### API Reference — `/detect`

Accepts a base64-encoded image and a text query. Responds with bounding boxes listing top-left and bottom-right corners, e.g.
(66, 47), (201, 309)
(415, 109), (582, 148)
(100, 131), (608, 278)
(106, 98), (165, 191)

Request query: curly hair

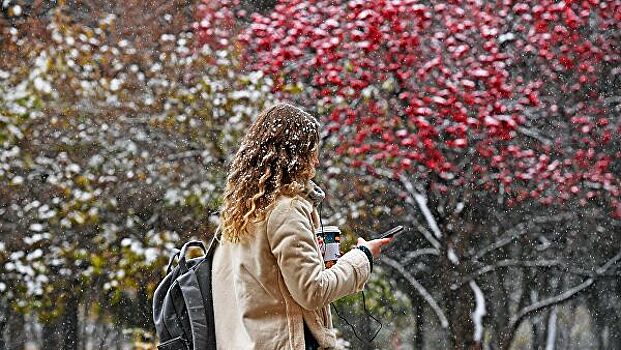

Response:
(220, 103), (320, 243)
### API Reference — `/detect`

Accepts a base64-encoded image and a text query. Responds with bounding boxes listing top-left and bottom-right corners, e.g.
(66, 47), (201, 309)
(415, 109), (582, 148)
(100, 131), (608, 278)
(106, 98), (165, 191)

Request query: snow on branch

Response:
(382, 257), (449, 329)
(336, 167), (444, 251)
(399, 213), (441, 251)
(396, 174), (443, 239)
(412, 222), (442, 250)
(469, 280), (486, 342)
(412, 192), (443, 240)
(508, 249), (621, 332)
(402, 248), (440, 264)
(372, 169), (443, 250)
(373, 169), (444, 240)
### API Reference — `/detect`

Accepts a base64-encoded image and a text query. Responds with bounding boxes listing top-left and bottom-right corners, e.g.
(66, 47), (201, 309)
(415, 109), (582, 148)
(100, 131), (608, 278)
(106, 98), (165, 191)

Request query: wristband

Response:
(356, 245), (373, 273)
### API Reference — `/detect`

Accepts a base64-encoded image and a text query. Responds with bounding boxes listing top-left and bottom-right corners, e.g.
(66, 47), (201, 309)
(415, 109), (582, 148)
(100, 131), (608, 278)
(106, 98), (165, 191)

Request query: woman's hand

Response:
(356, 237), (392, 258)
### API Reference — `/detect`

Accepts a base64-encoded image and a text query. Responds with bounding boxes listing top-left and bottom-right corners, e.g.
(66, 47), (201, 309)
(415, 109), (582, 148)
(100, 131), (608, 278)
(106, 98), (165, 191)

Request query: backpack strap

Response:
(205, 232), (220, 260)
(203, 233), (219, 349)
(166, 249), (181, 274)
(153, 272), (177, 341)
(160, 280), (188, 341)
(178, 240), (207, 272)
(177, 268), (209, 349)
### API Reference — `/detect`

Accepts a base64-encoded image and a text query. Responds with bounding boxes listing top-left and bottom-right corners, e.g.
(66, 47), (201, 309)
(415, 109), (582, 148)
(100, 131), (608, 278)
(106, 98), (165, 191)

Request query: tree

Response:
(235, 0), (621, 348)
(1, 3), (276, 347)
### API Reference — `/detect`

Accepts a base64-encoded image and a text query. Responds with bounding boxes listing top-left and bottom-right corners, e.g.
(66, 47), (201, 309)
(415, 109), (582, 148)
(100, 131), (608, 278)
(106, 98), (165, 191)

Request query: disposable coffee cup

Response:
(315, 226), (341, 268)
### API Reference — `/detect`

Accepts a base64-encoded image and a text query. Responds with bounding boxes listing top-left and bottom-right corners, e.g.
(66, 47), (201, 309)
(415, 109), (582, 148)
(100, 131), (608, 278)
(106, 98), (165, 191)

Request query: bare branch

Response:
(409, 220), (442, 251)
(342, 167), (443, 250)
(373, 169), (444, 240)
(473, 212), (578, 260)
(382, 257), (449, 328)
(596, 250), (621, 274)
(119, 116), (151, 124)
(451, 259), (560, 290)
(507, 249), (621, 333)
(508, 278), (593, 333)
(516, 126), (552, 145)
(473, 223), (528, 260)
(453, 256), (620, 290)
(531, 212), (580, 224)
(402, 248), (440, 264)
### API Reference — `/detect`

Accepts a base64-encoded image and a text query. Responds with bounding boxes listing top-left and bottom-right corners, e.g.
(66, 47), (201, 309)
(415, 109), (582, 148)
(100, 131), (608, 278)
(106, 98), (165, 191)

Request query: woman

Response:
(212, 103), (391, 349)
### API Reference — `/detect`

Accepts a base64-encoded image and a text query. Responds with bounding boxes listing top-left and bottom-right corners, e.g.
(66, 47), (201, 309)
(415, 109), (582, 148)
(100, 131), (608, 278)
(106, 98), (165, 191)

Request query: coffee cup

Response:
(315, 226), (341, 268)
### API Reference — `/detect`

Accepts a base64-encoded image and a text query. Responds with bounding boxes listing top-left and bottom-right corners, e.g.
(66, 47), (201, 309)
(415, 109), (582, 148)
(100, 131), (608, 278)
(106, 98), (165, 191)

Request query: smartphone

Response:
(377, 225), (404, 239)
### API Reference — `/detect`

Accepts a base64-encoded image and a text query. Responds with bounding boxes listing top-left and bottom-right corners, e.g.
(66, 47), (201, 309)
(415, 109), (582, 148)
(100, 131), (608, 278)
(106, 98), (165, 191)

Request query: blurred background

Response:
(1, 0), (620, 349)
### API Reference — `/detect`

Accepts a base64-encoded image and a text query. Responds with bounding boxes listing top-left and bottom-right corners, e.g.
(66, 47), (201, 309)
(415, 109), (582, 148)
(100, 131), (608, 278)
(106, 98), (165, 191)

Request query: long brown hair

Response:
(220, 103), (320, 243)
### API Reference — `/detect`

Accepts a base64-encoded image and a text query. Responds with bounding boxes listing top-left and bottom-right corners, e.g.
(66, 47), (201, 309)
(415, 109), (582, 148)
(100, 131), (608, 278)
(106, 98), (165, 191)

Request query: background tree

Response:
(1, 2), (275, 347)
(237, 0), (621, 348)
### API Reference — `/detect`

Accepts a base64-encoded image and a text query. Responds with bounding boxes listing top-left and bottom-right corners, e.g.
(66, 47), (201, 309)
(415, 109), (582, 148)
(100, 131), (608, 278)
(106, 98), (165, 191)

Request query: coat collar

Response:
(303, 180), (325, 208)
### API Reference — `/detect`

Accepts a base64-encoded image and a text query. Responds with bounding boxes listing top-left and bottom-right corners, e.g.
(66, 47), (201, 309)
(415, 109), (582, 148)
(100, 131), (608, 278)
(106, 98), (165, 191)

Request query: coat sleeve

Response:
(266, 197), (371, 310)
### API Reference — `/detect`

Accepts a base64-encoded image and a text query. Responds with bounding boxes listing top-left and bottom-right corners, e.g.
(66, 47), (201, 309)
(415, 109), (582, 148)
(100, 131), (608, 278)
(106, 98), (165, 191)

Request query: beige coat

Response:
(212, 192), (371, 349)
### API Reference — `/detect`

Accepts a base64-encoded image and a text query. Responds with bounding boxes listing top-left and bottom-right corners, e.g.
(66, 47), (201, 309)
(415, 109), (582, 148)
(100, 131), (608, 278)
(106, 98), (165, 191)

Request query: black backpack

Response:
(152, 236), (219, 350)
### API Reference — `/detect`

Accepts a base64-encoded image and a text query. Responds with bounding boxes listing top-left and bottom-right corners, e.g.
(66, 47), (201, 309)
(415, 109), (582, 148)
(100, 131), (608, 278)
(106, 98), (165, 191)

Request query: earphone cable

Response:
(318, 202), (383, 344)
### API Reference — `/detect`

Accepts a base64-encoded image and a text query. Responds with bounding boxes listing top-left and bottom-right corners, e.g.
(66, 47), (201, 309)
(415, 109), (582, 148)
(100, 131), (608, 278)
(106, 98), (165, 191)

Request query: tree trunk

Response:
(413, 300), (424, 350)
(116, 326), (123, 350)
(531, 311), (548, 350)
(0, 299), (7, 350)
(488, 266), (518, 350)
(61, 293), (79, 350)
(441, 239), (481, 350)
(449, 284), (481, 350)
(606, 308), (621, 350)
(42, 318), (61, 349)
(592, 279), (621, 350)
(6, 312), (25, 350)
(137, 284), (152, 330)
(544, 307), (558, 350)
(556, 303), (576, 350)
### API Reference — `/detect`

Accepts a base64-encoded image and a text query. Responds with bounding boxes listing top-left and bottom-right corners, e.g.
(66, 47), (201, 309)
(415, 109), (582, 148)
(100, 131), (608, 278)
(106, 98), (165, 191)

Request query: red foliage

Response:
(198, 0), (621, 213)
(194, 0), (245, 50)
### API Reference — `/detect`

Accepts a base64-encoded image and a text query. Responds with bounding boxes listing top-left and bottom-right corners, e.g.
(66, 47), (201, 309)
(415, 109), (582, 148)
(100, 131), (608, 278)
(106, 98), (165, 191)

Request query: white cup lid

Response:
(316, 225), (340, 234)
